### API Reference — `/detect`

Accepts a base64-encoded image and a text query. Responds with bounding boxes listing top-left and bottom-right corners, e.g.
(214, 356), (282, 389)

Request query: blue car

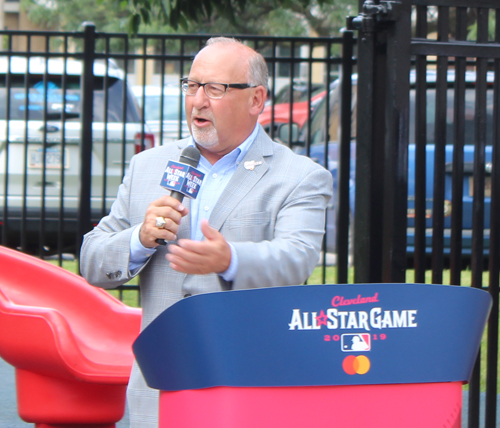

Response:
(283, 70), (494, 257)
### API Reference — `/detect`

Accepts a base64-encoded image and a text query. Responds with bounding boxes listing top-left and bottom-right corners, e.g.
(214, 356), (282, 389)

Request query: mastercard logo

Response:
(342, 355), (371, 375)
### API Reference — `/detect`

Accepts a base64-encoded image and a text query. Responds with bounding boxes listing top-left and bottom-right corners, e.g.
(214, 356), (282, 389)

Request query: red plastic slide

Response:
(0, 246), (141, 428)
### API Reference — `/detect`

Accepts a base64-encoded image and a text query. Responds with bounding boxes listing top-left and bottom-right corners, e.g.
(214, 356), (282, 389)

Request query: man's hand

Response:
(139, 196), (189, 248)
(166, 219), (231, 274)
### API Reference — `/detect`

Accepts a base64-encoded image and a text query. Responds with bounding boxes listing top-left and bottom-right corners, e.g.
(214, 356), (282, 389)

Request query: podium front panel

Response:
(159, 382), (462, 428)
(134, 283), (491, 391)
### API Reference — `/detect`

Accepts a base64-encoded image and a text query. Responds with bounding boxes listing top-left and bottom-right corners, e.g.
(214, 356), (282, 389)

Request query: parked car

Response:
(0, 56), (153, 253)
(280, 76), (356, 254)
(132, 85), (189, 146)
(259, 80), (326, 135)
(282, 70), (494, 258)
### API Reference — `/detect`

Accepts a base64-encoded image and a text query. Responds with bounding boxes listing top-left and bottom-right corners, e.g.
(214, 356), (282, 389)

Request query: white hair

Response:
(201, 37), (269, 91)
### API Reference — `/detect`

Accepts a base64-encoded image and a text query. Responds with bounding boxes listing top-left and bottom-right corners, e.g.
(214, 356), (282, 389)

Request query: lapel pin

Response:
(244, 160), (263, 171)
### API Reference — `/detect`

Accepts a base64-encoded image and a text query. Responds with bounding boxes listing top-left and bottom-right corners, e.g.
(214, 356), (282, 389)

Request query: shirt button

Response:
(212, 173), (218, 178)
(204, 205), (210, 211)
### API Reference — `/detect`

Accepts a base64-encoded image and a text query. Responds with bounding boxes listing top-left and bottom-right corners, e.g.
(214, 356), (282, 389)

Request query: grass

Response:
(308, 264), (491, 286)
(48, 259), (497, 393)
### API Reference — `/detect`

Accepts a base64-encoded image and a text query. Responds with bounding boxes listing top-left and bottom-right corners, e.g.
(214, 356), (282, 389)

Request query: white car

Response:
(132, 85), (189, 146)
(0, 56), (153, 253)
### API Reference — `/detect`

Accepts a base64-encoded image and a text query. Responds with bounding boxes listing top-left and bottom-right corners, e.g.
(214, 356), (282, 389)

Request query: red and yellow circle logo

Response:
(342, 355), (371, 375)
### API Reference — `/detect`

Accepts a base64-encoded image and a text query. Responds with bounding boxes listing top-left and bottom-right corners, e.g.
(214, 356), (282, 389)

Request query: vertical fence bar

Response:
(449, 7), (468, 286)
(100, 37), (110, 220)
(120, 34), (129, 181)
(336, 30), (354, 284)
(413, 5), (428, 283)
(286, 41), (296, 148)
(20, 36), (31, 253)
(2, 35), (12, 248)
(179, 38), (186, 141)
(469, 8), (490, 428)
(140, 37), (148, 152)
(322, 41), (333, 285)
(57, 36), (69, 264)
(159, 38), (166, 146)
(77, 23), (96, 259)
(430, 6), (449, 285)
(269, 40), (277, 141)
(39, 35), (50, 258)
(485, 11), (500, 428)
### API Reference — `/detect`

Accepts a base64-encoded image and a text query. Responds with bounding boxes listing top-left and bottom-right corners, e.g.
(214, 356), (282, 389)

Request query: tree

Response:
(22, 0), (358, 37)
(21, 0), (130, 32)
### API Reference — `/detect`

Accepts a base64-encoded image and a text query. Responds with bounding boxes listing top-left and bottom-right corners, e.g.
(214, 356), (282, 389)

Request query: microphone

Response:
(169, 146), (201, 202)
(156, 146), (204, 245)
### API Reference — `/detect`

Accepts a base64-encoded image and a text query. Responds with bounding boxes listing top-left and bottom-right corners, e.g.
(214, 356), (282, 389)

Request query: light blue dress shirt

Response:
(129, 124), (259, 281)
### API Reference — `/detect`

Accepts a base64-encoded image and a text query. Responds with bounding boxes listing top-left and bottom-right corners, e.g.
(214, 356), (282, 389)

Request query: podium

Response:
(133, 283), (491, 428)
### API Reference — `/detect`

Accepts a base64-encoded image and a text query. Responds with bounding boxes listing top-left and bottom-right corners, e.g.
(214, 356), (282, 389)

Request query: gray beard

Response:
(191, 123), (219, 149)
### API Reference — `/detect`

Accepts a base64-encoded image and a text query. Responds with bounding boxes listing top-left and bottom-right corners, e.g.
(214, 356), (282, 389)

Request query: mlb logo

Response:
(341, 333), (371, 352)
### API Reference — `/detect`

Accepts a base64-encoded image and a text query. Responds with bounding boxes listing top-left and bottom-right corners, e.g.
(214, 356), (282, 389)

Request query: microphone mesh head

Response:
(179, 146), (201, 168)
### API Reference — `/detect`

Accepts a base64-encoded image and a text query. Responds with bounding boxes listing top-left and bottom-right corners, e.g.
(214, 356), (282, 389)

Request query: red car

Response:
(259, 83), (326, 135)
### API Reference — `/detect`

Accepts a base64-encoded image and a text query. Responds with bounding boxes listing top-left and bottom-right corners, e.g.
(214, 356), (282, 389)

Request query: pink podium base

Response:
(160, 382), (462, 428)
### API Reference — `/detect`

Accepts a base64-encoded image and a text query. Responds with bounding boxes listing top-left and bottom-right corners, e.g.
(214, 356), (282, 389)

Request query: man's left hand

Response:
(165, 219), (231, 275)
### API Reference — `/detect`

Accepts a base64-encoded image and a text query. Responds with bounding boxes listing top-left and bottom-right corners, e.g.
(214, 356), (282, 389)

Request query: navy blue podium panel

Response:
(133, 283), (491, 391)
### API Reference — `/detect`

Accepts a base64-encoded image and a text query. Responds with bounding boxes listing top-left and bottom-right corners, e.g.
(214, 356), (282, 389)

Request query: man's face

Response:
(185, 44), (258, 161)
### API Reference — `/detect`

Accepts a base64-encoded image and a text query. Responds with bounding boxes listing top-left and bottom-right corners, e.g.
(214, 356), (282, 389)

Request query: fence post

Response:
(336, 30), (354, 284)
(348, 1), (385, 283)
(77, 22), (96, 259)
(380, 0), (411, 282)
(348, 0), (411, 283)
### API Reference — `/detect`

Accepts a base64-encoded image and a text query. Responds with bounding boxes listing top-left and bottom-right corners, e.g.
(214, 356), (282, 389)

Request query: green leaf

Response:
(162, 0), (171, 16)
(126, 12), (142, 34)
(140, 7), (151, 24)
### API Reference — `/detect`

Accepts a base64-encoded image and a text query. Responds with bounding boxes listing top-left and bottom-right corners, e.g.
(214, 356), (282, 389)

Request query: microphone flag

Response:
(160, 160), (205, 199)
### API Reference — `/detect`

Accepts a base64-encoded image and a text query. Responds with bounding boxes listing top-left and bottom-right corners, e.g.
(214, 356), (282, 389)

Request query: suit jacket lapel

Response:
(209, 129), (272, 231)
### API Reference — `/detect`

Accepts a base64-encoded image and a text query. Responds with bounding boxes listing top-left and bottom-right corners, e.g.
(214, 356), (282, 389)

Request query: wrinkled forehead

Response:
(189, 44), (251, 83)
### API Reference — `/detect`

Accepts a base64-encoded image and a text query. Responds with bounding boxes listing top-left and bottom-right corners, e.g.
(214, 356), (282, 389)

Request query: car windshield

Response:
(0, 76), (140, 123)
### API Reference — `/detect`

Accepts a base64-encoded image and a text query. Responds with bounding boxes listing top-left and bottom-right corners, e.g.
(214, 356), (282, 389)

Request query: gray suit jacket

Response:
(80, 126), (333, 427)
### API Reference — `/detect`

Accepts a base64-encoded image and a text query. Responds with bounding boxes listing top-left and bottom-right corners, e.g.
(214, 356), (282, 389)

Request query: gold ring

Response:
(155, 216), (167, 229)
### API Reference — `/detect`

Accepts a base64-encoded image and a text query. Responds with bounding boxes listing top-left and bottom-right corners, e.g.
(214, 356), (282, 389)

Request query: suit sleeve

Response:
(80, 156), (140, 289)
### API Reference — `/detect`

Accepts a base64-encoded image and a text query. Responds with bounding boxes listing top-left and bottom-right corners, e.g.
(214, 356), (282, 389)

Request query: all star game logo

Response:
(287, 292), (418, 332)
(287, 292), (419, 376)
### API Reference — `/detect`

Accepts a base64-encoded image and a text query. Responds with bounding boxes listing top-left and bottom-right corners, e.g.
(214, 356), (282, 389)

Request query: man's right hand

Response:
(139, 196), (189, 248)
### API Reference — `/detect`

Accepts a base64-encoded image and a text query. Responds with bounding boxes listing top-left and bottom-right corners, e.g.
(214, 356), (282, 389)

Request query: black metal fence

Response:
(411, 5), (500, 427)
(0, 26), (359, 316)
(2, 14), (500, 425)
(0, 26), (355, 276)
(350, 0), (500, 426)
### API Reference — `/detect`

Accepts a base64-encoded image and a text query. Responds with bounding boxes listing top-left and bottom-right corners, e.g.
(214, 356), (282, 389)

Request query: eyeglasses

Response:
(180, 78), (256, 99)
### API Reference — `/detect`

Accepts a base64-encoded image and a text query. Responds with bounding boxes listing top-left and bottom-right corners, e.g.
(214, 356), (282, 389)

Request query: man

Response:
(80, 37), (333, 427)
